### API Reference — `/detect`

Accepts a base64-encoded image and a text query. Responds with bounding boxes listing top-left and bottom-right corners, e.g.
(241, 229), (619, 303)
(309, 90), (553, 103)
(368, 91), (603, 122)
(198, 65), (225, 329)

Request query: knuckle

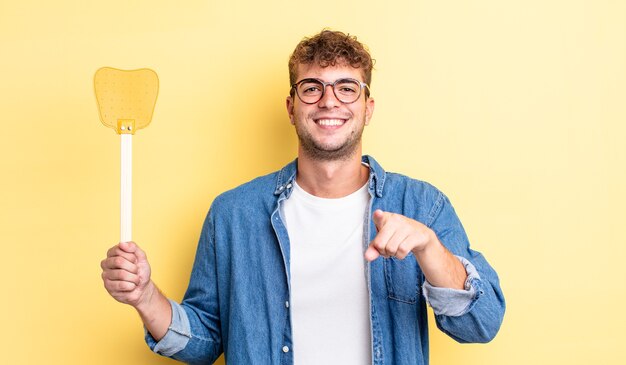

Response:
(107, 246), (118, 257)
(103, 279), (115, 293)
(120, 252), (134, 263)
(113, 257), (126, 268)
(112, 270), (124, 281)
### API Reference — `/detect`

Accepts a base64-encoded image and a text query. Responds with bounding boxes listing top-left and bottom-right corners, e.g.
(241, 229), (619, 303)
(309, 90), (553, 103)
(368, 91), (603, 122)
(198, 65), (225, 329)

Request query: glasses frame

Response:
(291, 77), (370, 105)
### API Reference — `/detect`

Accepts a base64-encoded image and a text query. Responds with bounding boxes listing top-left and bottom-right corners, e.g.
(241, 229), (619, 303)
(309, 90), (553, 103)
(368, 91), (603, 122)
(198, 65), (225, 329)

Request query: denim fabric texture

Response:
(145, 155), (506, 365)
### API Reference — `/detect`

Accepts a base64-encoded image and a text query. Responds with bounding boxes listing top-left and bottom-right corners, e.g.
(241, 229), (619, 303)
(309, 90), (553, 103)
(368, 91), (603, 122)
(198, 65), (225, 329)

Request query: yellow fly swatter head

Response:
(94, 67), (159, 243)
(94, 67), (159, 134)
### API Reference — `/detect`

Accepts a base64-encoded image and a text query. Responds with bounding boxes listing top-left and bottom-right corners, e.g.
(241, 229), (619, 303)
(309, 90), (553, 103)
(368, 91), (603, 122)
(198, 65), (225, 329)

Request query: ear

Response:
(364, 97), (375, 126)
(286, 96), (295, 125)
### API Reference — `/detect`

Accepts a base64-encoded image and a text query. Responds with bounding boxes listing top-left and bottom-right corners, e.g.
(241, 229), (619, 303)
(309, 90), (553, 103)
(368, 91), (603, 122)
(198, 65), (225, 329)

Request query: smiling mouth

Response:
(315, 118), (347, 126)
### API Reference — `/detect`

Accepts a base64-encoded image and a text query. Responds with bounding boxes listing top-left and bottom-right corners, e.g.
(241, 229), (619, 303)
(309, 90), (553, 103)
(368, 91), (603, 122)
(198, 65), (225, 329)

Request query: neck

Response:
(296, 147), (369, 198)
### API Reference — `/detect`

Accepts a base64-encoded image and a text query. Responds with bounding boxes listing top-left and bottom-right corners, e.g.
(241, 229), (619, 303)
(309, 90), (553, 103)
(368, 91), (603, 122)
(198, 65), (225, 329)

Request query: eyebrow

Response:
(296, 78), (322, 84)
(296, 77), (360, 84)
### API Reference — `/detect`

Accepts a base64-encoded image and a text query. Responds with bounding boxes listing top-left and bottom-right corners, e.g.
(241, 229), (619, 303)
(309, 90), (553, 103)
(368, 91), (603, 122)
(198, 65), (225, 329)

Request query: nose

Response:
(317, 84), (341, 108)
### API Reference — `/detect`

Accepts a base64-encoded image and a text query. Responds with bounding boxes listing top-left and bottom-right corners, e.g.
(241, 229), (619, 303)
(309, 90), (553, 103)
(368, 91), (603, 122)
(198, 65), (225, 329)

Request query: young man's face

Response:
(286, 63), (375, 161)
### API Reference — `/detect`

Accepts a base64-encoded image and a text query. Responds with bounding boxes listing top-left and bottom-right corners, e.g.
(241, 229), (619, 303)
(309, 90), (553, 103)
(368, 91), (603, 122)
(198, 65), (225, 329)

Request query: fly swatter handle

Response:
(120, 134), (132, 242)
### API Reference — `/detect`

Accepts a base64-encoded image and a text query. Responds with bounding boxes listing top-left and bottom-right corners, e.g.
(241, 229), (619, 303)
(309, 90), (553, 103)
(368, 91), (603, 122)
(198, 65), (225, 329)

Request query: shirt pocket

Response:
(383, 254), (422, 304)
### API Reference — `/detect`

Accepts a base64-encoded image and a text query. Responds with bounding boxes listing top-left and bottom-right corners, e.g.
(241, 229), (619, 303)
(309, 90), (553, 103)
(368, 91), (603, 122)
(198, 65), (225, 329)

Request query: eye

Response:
(335, 80), (359, 94)
(303, 85), (321, 93)
(299, 82), (323, 95)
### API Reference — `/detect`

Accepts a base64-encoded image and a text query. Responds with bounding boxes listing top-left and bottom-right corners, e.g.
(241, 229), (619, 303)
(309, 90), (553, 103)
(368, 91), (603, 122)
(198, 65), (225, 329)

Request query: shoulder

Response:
(365, 155), (445, 203)
(384, 171), (446, 202)
(381, 171), (450, 227)
(210, 170), (279, 214)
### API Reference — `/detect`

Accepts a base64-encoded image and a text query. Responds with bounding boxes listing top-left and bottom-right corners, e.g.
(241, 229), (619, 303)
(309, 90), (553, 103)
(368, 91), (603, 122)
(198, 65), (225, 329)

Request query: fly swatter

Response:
(94, 67), (159, 243)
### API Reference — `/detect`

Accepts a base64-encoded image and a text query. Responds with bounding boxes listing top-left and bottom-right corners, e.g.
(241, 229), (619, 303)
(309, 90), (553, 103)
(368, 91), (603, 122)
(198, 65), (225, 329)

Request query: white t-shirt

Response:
(281, 181), (372, 365)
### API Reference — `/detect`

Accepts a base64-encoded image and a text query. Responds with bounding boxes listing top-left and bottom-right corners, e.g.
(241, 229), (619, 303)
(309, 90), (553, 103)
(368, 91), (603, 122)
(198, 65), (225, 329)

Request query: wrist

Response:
(134, 280), (158, 313)
(133, 281), (173, 341)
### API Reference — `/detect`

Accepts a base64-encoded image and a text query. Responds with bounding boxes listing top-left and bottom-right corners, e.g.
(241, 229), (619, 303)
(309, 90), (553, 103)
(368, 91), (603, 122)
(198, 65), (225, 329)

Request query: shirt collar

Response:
(274, 155), (386, 198)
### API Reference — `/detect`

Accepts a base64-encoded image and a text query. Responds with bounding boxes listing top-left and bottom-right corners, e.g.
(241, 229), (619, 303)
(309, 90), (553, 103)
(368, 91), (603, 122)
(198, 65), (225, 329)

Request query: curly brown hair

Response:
(288, 30), (374, 94)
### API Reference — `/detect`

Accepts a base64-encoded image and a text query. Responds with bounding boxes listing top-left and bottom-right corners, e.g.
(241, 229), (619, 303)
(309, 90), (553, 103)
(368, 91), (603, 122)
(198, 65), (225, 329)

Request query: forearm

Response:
(414, 234), (467, 290)
(419, 190), (505, 342)
(135, 281), (172, 341)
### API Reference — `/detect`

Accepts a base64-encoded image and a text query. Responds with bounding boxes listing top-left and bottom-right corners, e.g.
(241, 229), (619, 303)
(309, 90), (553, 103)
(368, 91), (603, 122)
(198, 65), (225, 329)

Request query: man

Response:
(101, 30), (505, 365)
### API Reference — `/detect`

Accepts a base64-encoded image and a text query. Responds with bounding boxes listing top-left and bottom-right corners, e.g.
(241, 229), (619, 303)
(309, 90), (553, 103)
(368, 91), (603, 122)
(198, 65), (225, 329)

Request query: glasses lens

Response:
(296, 79), (324, 103)
(334, 79), (361, 103)
(294, 78), (364, 104)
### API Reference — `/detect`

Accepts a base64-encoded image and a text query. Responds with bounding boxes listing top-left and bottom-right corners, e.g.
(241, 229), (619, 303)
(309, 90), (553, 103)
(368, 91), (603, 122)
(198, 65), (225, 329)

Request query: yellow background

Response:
(1, 1), (624, 364)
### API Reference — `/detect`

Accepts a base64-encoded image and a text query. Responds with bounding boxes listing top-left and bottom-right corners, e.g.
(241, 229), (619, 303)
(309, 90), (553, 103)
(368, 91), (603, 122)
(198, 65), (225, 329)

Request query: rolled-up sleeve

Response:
(145, 299), (191, 356)
(422, 256), (483, 317)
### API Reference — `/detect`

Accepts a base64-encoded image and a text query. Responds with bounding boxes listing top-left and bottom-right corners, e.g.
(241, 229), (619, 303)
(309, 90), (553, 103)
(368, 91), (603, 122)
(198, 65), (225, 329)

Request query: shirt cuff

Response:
(422, 256), (483, 317)
(144, 299), (192, 356)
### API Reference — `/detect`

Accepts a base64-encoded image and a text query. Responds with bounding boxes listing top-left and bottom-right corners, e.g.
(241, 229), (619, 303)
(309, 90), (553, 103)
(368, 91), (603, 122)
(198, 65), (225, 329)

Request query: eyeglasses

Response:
(291, 78), (370, 104)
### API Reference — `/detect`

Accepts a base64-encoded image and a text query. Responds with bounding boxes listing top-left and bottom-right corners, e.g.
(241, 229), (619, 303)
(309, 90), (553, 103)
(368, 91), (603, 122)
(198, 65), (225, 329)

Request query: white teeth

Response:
(317, 119), (344, 126)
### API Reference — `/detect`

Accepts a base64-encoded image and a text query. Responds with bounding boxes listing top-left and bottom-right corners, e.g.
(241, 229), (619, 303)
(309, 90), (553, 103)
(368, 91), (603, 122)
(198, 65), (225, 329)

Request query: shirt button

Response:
(282, 346), (290, 353)
(285, 301), (289, 308)
(286, 183), (292, 189)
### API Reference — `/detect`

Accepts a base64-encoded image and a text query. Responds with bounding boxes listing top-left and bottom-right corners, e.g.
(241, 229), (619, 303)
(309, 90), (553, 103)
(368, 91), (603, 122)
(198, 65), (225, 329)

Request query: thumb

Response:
(119, 241), (148, 262)
(132, 243), (148, 262)
(364, 244), (380, 262)
(118, 240), (137, 253)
